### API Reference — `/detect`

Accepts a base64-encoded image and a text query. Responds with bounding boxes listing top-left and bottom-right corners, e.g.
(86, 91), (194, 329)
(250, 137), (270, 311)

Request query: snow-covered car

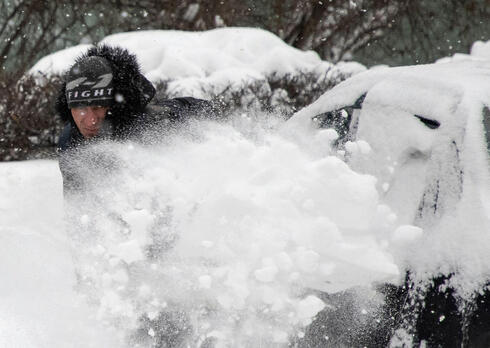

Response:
(286, 59), (490, 347)
(288, 60), (490, 230)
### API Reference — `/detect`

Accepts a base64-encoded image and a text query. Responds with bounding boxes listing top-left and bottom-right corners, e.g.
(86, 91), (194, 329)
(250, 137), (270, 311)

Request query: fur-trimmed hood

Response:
(55, 44), (155, 131)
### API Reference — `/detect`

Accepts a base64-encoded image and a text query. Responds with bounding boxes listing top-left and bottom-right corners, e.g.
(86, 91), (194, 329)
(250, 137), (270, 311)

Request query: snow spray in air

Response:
(64, 114), (401, 347)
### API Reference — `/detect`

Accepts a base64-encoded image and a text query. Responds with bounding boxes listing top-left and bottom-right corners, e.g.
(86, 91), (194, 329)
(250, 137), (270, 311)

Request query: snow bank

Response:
(30, 28), (365, 97)
(0, 161), (122, 347)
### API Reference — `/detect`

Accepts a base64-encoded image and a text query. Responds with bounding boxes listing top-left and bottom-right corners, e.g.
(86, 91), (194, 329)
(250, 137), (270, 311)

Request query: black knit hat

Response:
(65, 56), (114, 108)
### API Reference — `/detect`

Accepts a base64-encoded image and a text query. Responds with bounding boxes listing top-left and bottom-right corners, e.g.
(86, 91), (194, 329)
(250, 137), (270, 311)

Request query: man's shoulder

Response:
(58, 122), (85, 152)
(58, 123), (73, 152)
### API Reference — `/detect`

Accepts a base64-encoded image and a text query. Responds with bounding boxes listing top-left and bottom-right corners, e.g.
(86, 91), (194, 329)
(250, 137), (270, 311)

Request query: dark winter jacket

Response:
(56, 45), (215, 194)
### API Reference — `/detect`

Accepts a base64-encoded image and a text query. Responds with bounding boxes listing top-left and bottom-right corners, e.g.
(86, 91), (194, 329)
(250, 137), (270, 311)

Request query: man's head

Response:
(66, 56), (114, 138)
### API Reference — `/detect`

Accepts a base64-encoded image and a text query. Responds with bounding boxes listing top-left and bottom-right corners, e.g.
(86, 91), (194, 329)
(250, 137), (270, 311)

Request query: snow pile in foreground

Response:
(30, 28), (365, 97)
(0, 161), (122, 347)
(60, 114), (402, 346)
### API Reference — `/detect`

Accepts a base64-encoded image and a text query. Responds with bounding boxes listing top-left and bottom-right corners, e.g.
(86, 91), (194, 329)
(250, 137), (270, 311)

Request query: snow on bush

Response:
(436, 39), (490, 64)
(31, 28), (365, 94)
(30, 28), (365, 114)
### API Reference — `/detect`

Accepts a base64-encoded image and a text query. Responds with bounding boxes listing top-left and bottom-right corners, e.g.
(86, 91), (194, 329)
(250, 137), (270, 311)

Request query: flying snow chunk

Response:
(201, 240), (214, 248)
(207, 331), (227, 340)
(275, 252), (293, 271)
(295, 249), (320, 273)
(273, 330), (289, 343)
(115, 93), (125, 103)
(316, 128), (339, 143)
(391, 225), (424, 244)
(198, 275), (212, 289)
(138, 284), (151, 298)
(121, 209), (154, 243)
(254, 265), (279, 283)
(345, 140), (372, 155)
(296, 295), (325, 323)
(357, 140), (372, 154)
(80, 214), (90, 225)
(112, 269), (129, 284)
(110, 239), (145, 264)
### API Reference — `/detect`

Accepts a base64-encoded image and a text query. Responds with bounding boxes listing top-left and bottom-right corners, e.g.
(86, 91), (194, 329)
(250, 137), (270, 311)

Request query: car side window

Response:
(311, 93), (366, 146)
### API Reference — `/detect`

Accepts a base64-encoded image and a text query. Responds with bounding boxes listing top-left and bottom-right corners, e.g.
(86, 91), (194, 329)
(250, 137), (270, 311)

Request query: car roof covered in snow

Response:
(290, 59), (490, 125)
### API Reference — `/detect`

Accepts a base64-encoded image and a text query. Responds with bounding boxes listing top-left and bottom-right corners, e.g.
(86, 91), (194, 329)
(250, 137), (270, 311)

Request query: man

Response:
(56, 44), (214, 194)
(56, 45), (215, 347)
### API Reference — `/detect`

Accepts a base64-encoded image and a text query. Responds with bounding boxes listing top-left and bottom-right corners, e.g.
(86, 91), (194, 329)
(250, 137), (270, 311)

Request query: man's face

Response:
(71, 106), (109, 138)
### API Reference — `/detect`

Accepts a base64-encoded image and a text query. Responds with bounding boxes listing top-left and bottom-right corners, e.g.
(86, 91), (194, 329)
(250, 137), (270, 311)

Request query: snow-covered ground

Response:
(0, 161), (122, 347)
(2, 28), (489, 346)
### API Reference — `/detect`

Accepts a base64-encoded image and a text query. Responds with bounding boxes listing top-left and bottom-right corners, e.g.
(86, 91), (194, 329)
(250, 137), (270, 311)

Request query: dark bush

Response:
(0, 74), (63, 161)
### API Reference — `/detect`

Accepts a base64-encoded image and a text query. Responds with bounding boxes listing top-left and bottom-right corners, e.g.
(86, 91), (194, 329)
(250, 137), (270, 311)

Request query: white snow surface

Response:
(30, 28), (365, 97)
